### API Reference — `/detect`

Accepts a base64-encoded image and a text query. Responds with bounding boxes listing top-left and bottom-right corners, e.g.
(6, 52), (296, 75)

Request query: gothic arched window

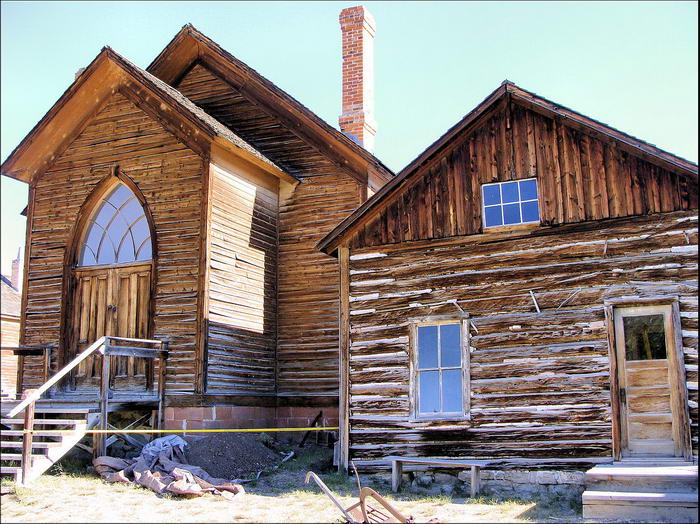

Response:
(78, 183), (152, 267)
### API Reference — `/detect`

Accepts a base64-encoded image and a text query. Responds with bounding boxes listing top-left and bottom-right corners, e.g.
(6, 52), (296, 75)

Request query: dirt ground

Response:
(1, 445), (584, 523)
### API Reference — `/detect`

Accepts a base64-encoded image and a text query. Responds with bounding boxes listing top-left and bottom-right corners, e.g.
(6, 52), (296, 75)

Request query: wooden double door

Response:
(612, 303), (692, 461)
(68, 263), (152, 390)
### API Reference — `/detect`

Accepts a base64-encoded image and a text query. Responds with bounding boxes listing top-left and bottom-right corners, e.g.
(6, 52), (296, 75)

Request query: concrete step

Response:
(585, 464), (698, 493)
(582, 490), (699, 522)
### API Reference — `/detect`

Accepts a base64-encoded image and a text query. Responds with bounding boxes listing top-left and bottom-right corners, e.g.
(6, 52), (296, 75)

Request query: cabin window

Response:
(78, 183), (152, 267)
(412, 319), (469, 419)
(482, 178), (539, 228)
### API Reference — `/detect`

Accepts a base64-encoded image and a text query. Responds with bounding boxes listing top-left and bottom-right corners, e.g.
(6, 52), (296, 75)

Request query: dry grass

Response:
(1, 451), (583, 523)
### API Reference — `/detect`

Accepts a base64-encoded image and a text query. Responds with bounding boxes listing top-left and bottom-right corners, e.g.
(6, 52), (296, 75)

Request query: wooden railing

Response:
(0, 345), (55, 398)
(5, 336), (168, 484)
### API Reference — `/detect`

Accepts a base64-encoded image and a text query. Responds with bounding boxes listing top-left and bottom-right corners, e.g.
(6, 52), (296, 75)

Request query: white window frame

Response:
(409, 315), (470, 421)
(481, 178), (540, 229)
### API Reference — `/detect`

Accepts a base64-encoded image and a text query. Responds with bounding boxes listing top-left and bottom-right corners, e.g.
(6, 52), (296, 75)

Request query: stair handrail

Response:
(6, 336), (108, 418)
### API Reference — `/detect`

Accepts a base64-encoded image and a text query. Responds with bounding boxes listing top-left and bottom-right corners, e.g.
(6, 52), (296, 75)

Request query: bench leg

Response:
(470, 466), (480, 498)
(391, 461), (403, 493)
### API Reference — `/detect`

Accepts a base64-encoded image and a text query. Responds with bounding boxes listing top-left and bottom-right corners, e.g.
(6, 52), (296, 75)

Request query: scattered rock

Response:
(433, 472), (456, 484)
(440, 483), (455, 496)
(416, 474), (433, 488)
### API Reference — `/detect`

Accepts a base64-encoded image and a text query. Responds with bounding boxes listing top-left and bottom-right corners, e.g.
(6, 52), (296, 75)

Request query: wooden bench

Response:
(385, 456), (490, 497)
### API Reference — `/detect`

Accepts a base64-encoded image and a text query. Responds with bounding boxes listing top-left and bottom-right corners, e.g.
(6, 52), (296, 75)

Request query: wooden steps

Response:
(583, 463), (698, 522)
(0, 402), (91, 486)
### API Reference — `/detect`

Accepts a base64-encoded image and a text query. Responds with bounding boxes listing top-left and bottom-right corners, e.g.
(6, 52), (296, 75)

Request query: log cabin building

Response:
(1, 15), (392, 431)
(319, 80), (699, 477)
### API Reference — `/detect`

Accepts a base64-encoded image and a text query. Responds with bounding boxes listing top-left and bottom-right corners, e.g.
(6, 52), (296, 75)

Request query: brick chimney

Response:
(10, 248), (21, 290)
(339, 5), (377, 153)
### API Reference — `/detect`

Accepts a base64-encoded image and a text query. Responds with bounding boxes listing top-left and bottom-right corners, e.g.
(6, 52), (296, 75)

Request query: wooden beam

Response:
(338, 246), (351, 472)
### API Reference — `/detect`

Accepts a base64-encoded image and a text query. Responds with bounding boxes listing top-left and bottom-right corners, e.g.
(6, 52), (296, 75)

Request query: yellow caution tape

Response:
(14, 426), (339, 435)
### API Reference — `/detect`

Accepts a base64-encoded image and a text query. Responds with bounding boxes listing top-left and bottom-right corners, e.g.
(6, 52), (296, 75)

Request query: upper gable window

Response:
(78, 183), (152, 267)
(482, 178), (539, 228)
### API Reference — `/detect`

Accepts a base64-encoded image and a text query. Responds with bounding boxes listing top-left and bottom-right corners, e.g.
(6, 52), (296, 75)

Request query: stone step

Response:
(0, 466), (21, 480)
(583, 490), (699, 523)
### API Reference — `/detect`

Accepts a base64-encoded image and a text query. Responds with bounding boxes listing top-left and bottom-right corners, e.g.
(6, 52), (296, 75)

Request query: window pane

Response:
(503, 203), (521, 225)
(136, 239), (152, 261)
(418, 325), (438, 368)
(521, 200), (540, 223)
(96, 240), (116, 265)
(440, 324), (461, 368)
(501, 181), (519, 203)
(483, 184), (501, 206)
(442, 369), (463, 412)
(484, 206), (503, 227)
(117, 233), (136, 263)
(120, 198), (143, 225)
(80, 246), (97, 266)
(130, 217), (150, 247)
(519, 179), (538, 200)
(107, 184), (131, 209)
(94, 202), (117, 227)
(84, 222), (104, 254)
(419, 371), (439, 414)
(623, 314), (667, 360)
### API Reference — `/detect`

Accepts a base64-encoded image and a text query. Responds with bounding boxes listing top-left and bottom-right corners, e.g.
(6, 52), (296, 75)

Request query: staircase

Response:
(582, 462), (698, 522)
(1, 401), (93, 485)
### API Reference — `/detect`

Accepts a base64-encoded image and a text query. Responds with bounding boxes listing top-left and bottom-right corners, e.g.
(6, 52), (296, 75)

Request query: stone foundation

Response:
(163, 405), (339, 441)
(363, 469), (586, 503)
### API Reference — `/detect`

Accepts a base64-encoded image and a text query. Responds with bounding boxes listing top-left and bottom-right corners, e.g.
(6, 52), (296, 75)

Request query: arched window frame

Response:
(69, 170), (157, 269)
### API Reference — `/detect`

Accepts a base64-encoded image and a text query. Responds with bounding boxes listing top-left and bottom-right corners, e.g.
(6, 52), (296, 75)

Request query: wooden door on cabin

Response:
(613, 305), (689, 459)
(68, 181), (153, 391)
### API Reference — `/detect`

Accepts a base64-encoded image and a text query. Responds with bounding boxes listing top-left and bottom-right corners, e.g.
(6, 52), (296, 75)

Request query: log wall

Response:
(352, 101), (698, 249)
(205, 157), (279, 394)
(21, 92), (204, 393)
(346, 211), (698, 469)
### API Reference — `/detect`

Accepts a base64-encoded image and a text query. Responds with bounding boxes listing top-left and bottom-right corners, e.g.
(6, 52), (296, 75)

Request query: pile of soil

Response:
(184, 433), (283, 481)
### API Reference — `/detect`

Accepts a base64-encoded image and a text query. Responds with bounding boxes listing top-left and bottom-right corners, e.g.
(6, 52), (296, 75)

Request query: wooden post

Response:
(337, 247), (351, 473)
(470, 466), (480, 498)
(21, 389), (37, 487)
(157, 341), (168, 430)
(391, 460), (402, 492)
(15, 354), (25, 399)
(95, 344), (110, 458)
(43, 348), (52, 399)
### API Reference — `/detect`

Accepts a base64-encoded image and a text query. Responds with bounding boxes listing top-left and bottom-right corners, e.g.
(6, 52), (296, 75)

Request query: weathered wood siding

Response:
(346, 211), (698, 469)
(277, 174), (364, 396)
(1, 316), (20, 394)
(21, 93), (204, 392)
(352, 101), (698, 248)
(205, 160), (279, 394)
(176, 63), (367, 398)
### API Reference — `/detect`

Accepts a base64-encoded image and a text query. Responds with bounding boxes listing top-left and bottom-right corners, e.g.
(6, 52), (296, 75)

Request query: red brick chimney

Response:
(339, 5), (377, 153)
(10, 249), (21, 290)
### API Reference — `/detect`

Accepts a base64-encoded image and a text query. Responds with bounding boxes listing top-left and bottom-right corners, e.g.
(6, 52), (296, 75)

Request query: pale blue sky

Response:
(1, 1), (698, 274)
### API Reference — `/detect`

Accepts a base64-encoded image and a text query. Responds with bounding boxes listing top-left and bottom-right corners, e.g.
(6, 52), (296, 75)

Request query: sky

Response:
(1, 1), (698, 276)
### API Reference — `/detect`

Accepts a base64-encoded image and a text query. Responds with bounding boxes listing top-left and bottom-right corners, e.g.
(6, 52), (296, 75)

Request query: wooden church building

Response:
(1, 12), (392, 430)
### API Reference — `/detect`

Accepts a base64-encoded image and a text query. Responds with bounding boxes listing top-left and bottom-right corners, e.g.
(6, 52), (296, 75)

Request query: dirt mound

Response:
(184, 433), (283, 481)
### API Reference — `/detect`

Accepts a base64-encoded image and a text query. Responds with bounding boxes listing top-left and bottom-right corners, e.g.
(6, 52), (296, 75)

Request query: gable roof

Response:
(147, 24), (394, 187)
(318, 81), (699, 255)
(0, 275), (20, 318)
(1, 46), (293, 184)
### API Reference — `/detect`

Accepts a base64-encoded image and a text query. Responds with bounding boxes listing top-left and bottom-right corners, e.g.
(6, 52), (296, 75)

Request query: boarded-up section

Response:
(350, 101), (698, 249)
(205, 159), (279, 394)
(21, 92), (204, 393)
(345, 211), (698, 469)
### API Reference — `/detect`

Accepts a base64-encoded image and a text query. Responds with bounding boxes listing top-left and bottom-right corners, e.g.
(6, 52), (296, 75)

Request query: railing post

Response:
(94, 341), (110, 458)
(157, 341), (168, 431)
(43, 347), (52, 399)
(21, 389), (37, 487)
(15, 353), (25, 400)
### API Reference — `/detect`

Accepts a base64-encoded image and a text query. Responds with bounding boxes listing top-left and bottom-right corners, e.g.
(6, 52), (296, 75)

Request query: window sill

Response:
(410, 414), (470, 423)
(482, 222), (541, 234)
